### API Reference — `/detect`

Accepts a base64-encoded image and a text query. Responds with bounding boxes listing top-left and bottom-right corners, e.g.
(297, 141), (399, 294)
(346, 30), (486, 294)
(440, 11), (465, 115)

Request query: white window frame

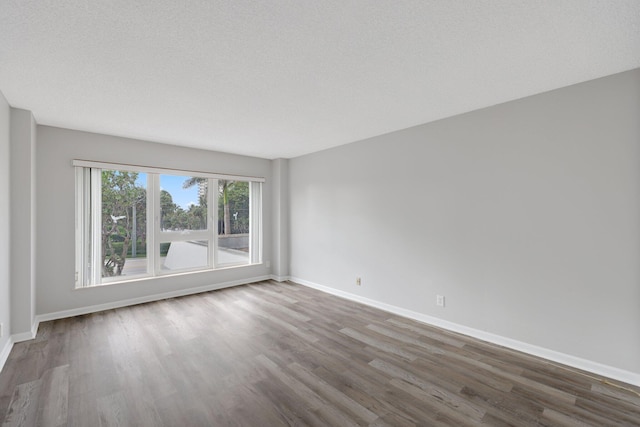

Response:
(74, 160), (264, 288)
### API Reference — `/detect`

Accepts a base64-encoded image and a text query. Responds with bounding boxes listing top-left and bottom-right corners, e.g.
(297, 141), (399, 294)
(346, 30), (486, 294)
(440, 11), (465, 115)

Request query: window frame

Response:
(74, 160), (264, 288)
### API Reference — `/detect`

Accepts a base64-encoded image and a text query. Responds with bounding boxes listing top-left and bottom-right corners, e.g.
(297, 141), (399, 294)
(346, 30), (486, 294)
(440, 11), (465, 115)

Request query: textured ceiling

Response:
(1, 1), (639, 159)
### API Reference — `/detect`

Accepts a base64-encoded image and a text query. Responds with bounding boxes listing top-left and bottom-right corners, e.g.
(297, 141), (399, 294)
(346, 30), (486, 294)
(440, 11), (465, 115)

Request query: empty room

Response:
(1, 1), (639, 425)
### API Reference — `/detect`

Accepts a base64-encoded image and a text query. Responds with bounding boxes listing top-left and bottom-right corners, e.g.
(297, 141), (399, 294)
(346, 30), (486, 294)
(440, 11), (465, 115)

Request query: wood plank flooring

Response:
(1, 280), (639, 426)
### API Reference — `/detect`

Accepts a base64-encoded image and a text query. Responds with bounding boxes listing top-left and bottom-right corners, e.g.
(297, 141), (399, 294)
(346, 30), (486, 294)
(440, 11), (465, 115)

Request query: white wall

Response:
(0, 91), (11, 365)
(9, 108), (37, 339)
(36, 126), (272, 316)
(289, 68), (640, 377)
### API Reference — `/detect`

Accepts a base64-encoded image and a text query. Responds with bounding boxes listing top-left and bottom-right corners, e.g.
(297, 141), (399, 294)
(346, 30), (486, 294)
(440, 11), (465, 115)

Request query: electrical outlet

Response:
(356, 277), (362, 286)
(436, 295), (445, 307)
(0, 322), (3, 338)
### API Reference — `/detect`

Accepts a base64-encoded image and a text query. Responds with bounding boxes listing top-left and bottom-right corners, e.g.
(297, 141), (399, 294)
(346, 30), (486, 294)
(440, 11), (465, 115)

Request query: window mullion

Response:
(157, 231), (211, 242)
(146, 173), (157, 276)
(152, 173), (161, 276)
(212, 179), (219, 269)
(250, 181), (262, 264)
(208, 178), (215, 269)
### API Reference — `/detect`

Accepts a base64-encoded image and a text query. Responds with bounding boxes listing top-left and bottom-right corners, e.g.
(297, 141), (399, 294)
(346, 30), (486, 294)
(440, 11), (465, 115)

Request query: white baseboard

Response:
(0, 337), (14, 373)
(11, 319), (39, 343)
(290, 276), (640, 387)
(36, 275), (271, 324)
(269, 274), (290, 282)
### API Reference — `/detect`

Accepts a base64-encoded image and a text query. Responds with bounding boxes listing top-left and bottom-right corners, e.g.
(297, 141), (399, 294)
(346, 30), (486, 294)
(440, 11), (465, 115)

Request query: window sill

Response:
(74, 262), (263, 290)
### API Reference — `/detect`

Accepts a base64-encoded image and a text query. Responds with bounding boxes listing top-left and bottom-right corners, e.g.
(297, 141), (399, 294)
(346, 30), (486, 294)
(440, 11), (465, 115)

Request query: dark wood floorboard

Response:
(1, 280), (639, 426)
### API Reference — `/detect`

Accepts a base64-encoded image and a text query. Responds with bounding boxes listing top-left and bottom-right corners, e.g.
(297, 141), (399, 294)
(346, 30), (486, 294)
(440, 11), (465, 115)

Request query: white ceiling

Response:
(1, 1), (639, 159)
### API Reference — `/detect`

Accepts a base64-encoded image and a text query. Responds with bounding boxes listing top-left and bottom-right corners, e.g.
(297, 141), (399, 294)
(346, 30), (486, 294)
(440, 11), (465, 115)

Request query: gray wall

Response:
(36, 126), (272, 315)
(289, 68), (640, 374)
(271, 158), (290, 280)
(0, 92), (10, 357)
(10, 108), (37, 338)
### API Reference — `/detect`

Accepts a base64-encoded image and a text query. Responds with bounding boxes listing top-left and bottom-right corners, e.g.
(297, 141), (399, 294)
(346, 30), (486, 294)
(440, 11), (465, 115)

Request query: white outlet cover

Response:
(436, 295), (445, 307)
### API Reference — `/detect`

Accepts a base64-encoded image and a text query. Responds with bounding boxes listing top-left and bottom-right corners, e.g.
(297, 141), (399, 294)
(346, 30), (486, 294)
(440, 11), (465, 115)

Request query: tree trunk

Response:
(116, 235), (130, 276)
(224, 203), (231, 235)
(101, 235), (109, 277)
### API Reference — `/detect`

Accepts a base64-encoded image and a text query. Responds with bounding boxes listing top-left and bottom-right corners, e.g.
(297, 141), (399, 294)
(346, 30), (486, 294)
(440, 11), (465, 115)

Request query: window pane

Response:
(217, 180), (250, 265)
(101, 170), (148, 279)
(161, 241), (209, 271)
(160, 175), (208, 231)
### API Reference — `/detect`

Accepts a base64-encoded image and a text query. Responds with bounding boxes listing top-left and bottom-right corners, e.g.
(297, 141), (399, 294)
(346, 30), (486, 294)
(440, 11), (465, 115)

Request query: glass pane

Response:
(160, 175), (208, 231)
(101, 170), (148, 279)
(216, 180), (250, 265)
(161, 241), (209, 271)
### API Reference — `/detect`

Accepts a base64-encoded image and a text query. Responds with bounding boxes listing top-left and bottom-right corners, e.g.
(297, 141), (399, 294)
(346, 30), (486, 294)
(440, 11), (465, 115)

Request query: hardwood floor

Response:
(1, 280), (639, 426)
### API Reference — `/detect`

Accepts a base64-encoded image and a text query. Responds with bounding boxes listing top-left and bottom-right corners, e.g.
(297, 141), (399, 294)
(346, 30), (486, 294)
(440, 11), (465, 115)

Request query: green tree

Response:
(160, 189), (177, 230)
(101, 170), (143, 276)
(131, 186), (147, 256)
(183, 177), (235, 235)
(220, 180), (232, 235)
(224, 181), (249, 233)
(187, 203), (206, 229)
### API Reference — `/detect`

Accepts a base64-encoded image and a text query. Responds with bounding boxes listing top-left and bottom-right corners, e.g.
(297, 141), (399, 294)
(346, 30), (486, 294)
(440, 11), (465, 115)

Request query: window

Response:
(74, 161), (263, 287)
(216, 180), (250, 266)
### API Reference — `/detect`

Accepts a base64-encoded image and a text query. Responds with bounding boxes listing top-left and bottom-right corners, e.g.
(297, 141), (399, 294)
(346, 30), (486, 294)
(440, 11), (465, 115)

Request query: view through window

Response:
(101, 170), (148, 280)
(75, 162), (263, 287)
(216, 180), (250, 266)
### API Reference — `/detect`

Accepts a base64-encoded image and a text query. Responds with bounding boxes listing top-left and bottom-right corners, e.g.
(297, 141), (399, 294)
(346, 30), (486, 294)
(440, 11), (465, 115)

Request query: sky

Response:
(135, 173), (199, 209)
